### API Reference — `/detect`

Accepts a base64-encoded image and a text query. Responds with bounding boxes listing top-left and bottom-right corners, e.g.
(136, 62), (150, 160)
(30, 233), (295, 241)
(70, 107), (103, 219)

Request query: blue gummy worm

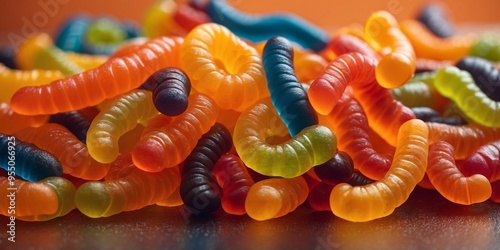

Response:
(0, 134), (63, 182)
(54, 14), (91, 53)
(262, 36), (318, 137)
(206, 0), (330, 52)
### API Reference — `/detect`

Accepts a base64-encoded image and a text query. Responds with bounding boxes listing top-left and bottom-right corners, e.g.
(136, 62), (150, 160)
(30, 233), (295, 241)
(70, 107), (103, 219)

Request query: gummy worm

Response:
(262, 36), (318, 137)
(87, 89), (159, 164)
(330, 119), (429, 222)
(233, 98), (336, 178)
(10, 36), (183, 115)
(206, 0), (330, 52)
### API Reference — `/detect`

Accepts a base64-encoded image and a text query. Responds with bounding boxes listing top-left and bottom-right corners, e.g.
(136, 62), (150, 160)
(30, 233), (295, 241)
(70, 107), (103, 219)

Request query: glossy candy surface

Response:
(144, 67), (191, 116)
(434, 66), (500, 127)
(87, 89), (159, 164)
(455, 56), (500, 102)
(330, 119), (429, 222)
(245, 176), (309, 221)
(132, 93), (219, 172)
(49, 111), (91, 143)
(213, 154), (254, 215)
(262, 36), (318, 136)
(10, 36), (183, 115)
(426, 141), (491, 205)
(206, 0), (330, 52)
(233, 98), (336, 178)
(180, 23), (268, 111)
(0, 134), (63, 182)
(16, 123), (110, 180)
(364, 11), (416, 88)
(0, 177), (58, 217)
(180, 123), (233, 216)
(75, 166), (180, 218)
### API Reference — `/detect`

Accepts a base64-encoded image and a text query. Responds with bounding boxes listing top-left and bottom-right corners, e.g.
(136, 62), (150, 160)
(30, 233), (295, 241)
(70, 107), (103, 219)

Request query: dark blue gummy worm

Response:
(262, 36), (318, 137)
(48, 111), (91, 143)
(456, 56), (500, 102)
(314, 151), (354, 186)
(144, 67), (191, 116)
(417, 3), (455, 38)
(0, 134), (63, 182)
(180, 123), (233, 217)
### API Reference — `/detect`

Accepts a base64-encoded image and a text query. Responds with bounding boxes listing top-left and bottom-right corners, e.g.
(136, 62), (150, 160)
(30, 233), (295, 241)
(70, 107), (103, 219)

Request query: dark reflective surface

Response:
(1, 187), (499, 250)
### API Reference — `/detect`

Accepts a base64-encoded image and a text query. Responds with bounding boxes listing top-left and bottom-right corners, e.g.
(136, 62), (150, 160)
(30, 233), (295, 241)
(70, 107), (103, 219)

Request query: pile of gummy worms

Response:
(1, 0), (500, 223)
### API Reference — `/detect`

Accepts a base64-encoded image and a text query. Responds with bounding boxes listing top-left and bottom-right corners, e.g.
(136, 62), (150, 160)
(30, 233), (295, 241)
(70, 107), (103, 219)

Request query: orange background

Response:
(0, 0), (499, 45)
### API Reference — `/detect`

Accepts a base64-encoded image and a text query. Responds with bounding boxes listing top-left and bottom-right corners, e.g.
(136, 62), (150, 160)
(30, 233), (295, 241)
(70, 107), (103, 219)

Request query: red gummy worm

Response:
(326, 34), (381, 62)
(308, 52), (376, 116)
(427, 141), (491, 205)
(213, 154), (255, 215)
(322, 92), (392, 180)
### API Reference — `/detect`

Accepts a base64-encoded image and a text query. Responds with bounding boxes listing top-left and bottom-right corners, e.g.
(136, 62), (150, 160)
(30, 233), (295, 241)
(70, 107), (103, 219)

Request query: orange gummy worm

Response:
(0, 102), (48, 134)
(245, 176), (309, 221)
(427, 122), (500, 159)
(330, 119), (428, 222)
(132, 93), (219, 172)
(75, 166), (180, 218)
(181, 23), (268, 111)
(427, 141), (491, 205)
(309, 52), (415, 146)
(400, 19), (474, 61)
(0, 63), (63, 103)
(308, 53), (376, 115)
(15, 123), (110, 180)
(10, 36), (183, 115)
(364, 11), (416, 88)
(0, 177), (58, 217)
